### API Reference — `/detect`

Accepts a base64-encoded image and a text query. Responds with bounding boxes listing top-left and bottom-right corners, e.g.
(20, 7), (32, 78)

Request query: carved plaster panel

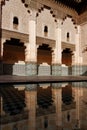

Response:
(36, 36), (56, 48)
(2, 29), (29, 43)
(62, 42), (75, 51)
(78, 11), (87, 25)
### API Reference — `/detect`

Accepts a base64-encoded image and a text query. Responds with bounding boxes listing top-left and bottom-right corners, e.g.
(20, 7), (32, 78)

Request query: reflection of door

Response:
(62, 48), (72, 66)
(62, 84), (73, 105)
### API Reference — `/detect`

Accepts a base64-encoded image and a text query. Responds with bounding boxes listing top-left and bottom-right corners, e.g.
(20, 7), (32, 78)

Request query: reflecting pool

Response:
(0, 82), (87, 130)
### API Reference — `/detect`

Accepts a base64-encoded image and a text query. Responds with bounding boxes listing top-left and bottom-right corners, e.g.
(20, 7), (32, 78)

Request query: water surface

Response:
(0, 82), (87, 130)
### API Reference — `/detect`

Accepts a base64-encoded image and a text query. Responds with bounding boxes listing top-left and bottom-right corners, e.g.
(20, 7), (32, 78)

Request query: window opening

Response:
(13, 17), (19, 30)
(67, 32), (70, 42)
(44, 25), (48, 37)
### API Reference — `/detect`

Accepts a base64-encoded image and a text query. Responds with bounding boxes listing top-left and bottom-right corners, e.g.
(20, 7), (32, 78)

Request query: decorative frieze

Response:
(20, 0), (78, 24)
(38, 0), (77, 18)
(62, 42), (75, 51)
(36, 36), (55, 48)
(2, 29), (29, 43)
(78, 11), (87, 25)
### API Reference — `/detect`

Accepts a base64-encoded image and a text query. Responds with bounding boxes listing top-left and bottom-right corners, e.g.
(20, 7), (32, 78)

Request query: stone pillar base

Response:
(3, 63), (25, 76)
(25, 62), (37, 76)
(72, 65), (82, 76)
(25, 84), (37, 91)
(61, 66), (68, 76)
(52, 64), (61, 76)
(81, 65), (87, 76)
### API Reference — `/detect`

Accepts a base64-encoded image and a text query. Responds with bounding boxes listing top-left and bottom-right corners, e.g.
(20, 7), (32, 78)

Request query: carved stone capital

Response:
(56, 19), (62, 29)
(29, 10), (37, 21)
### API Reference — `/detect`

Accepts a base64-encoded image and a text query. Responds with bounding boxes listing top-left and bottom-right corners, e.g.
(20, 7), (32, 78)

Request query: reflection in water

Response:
(0, 82), (87, 130)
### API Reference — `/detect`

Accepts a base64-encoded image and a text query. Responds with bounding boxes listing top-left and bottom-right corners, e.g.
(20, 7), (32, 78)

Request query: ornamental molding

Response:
(36, 36), (56, 48)
(78, 11), (87, 25)
(2, 29), (29, 43)
(62, 42), (75, 51)
(1, 0), (78, 24)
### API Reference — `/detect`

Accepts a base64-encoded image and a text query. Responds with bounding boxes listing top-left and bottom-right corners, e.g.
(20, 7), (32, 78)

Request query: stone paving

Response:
(0, 75), (87, 84)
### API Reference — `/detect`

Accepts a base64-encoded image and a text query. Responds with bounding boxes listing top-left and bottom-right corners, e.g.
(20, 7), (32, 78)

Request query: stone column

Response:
(0, 0), (2, 61)
(72, 26), (82, 75)
(73, 82), (83, 129)
(0, 37), (5, 74)
(25, 10), (37, 76)
(0, 0), (3, 74)
(52, 19), (62, 76)
(0, 96), (5, 116)
(25, 84), (37, 130)
(52, 83), (62, 130)
(1, 38), (5, 58)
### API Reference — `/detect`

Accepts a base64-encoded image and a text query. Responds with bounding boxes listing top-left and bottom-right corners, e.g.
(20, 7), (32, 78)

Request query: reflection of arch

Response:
(62, 48), (72, 66)
(37, 44), (52, 65)
(37, 85), (53, 109)
(62, 84), (73, 105)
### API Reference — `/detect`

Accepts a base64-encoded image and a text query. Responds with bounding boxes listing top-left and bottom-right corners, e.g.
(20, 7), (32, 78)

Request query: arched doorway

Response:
(3, 38), (25, 75)
(37, 44), (52, 65)
(62, 48), (73, 75)
(62, 48), (72, 66)
(37, 44), (52, 75)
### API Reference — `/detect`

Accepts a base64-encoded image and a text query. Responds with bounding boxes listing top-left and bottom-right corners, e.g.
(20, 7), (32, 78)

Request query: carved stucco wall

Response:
(36, 8), (56, 40)
(81, 23), (87, 65)
(61, 17), (76, 44)
(2, 0), (76, 46)
(2, 0), (29, 34)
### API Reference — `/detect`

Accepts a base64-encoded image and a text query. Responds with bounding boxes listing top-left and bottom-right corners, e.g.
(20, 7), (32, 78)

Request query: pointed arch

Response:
(36, 5), (57, 23)
(62, 15), (77, 29)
